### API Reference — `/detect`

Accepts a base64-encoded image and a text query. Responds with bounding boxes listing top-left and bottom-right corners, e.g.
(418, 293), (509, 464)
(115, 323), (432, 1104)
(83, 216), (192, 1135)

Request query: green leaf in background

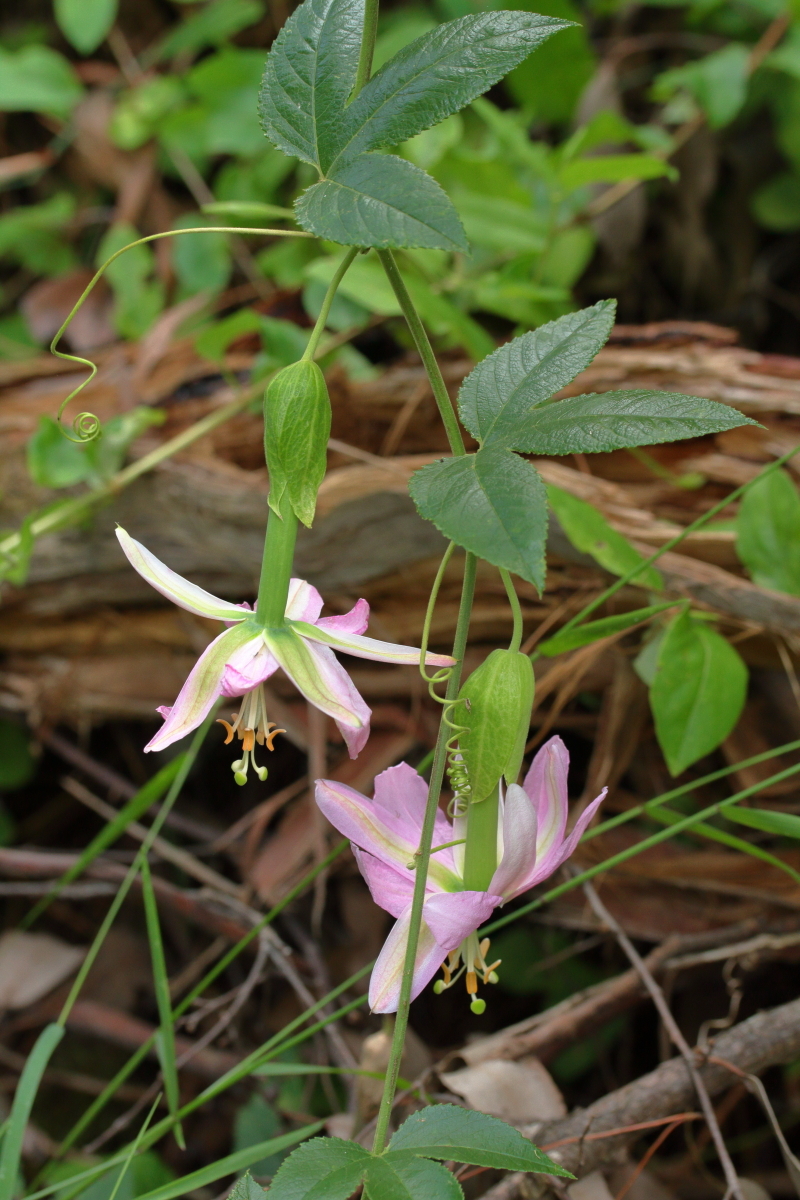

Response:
(504, 0), (595, 124)
(557, 154), (676, 189)
(110, 77), (186, 151)
(649, 610), (748, 775)
(0, 46), (83, 116)
(724, 805), (800, 839)
(267, 1137), (370, 1200)
(547, 485), (663, 589)
(0, 718), (35, 791)
(233, 1097), (285, 1177)
(97, 222), (165, 341)
(0, 194), (76, 277)
(511, 390), (758, 455)
(258, 0), (365, 168)
(54, 0), (118, 54)
(156, 0), (265, 60)
(409, 447), (549, 589)
(388, 1104), (573, 1175)
(306, 253), (493, 359)
(335, 11), (571, 168)
(44, 1149), (174, 1200)
(295, 153), (468, 252)
(172, 216), (232, 299)
(751, 171), (800, 231)
(458, 301), (616, 444)
(27, 416), (90, 490)
(736, 467), (800, 595)
(652, 43), (750, 130)
(538, 602), (681, 656)
(27, 409), (164, 491)
(364, 1153), (463, 1200)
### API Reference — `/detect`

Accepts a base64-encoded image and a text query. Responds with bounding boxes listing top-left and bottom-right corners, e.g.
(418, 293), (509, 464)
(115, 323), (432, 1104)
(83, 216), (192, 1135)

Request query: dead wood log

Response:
(478, 995), (800, 1197)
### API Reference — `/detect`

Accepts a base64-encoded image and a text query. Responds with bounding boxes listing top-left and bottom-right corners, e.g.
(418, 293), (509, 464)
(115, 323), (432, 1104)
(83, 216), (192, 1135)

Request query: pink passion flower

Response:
(316, 736), (606, 1013)
(115, 528), (454, 779)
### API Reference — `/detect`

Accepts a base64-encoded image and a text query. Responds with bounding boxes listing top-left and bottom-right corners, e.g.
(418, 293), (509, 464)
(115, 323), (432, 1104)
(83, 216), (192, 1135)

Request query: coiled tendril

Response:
(418, 542), (472, 815)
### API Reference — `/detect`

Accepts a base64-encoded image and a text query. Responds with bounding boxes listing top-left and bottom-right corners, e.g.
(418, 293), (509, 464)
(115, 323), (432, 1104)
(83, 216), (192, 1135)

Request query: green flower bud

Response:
(455, 648), (535, 804)
(264, 359), (330, 528)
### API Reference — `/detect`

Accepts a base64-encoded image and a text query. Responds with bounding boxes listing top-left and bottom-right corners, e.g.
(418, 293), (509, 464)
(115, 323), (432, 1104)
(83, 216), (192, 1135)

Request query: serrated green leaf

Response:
(458, 301), (616, 444)
(267, 1137), (370, 1200)
(724, 805), (800, 839)
(295, 153), (467, 252)
(156, 0), (264, 60)
(650, 611), (748, 776)
(409, 448), (548, 589)
(547, 485), (663, 589)
(54, 0), (117, 54)
(539, 602), (680, 656)
(365, 1153), (463, 1200)
(736, 468), (800, 595)
(258, 0), (364, 168)
(330, 11), (570, 171)
(227, 1172), (268, 1200)
(388, 1104), (573, 1175)
(510, 391), (758, 456)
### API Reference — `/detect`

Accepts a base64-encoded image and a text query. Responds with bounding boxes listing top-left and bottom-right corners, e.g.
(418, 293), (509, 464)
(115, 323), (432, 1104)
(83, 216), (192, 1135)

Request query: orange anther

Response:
(216, 719), (235, 745)
(466, 971), (478, 995)
(265, 724), (286, 750)
(243, 729), (255, 752)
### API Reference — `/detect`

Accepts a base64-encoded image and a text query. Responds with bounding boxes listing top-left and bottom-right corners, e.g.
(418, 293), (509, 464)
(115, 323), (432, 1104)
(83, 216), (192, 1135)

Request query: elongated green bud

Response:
(456, 649), (535, 804)
(264, 359), (330, 527)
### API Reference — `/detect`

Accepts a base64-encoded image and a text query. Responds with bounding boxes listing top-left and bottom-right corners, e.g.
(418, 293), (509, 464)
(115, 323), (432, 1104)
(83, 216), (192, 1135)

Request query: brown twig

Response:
(580, 879), (745, 1200)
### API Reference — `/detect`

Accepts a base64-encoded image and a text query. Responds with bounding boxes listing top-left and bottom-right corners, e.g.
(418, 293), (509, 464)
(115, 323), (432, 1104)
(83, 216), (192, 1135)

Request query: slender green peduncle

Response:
(303, 247), (359, 361)
(377, 249), (467, 458)
(256, 491), (299, 627)
(462, 788), (500, 892)
(372, 552), (477, 1152)
(500, 568), (523, 652)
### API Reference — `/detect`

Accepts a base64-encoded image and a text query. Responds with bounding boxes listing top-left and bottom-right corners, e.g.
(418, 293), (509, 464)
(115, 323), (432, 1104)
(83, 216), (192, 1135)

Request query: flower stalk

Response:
(256, 491), (299, 628)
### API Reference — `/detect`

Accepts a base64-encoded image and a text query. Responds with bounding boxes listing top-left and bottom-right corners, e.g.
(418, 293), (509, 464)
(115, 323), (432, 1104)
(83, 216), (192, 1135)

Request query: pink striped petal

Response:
(145, 623), (261, 752)
(373, 764), (453, 860)
(490, 783), (538, 899)
(315, 598), (370, 637)
(285, 578), (324, 623)
(422, 890), (502, 952)
(269, 627), (371, 757)
(368, 906), (446, 1013)
(291, 620), (455, 667)
(352, 847), (414, 919)
(219, 637), (279, 697)
(522, 736), (569, 861)
(116, 528), (247, 622)
(315, 778), (459, 892)
(554, 787), (608, 868)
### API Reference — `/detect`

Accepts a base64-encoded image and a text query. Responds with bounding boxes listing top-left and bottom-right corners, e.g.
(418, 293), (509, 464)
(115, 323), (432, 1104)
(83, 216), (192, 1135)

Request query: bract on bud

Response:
(455, 649), (535, 804)
(264, 359), (330, 527)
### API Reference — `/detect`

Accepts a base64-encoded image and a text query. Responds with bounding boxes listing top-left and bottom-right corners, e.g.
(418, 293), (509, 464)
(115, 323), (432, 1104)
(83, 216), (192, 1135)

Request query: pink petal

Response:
(294, 620), (455, 668)
(315, 598), (370, 637)
(315, 778), (459, 893)
(523, 736), (570, 861)
(269, 628), (371, 758)
(145, 624), (261, 752)
(490, 784), (538, 899)
(554, 787), (608, 868)
(368, 906), (446, 1014)
(352, 846), (414, 919)
(220, 640), (279, 697)
(422, 890), (502, 952)
(285, 578), (324, 623)
(115, 528), (247, 622)
(373, 764), (453, 860)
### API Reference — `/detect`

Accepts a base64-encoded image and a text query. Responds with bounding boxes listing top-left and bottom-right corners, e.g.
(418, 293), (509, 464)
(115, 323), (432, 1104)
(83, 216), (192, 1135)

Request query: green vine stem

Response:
(377, 249), (467, 458)
(372, 551), (477, 1153)
(353, 0), (380, 96)
(256, 491), (300, 627)
(51, 226), (312, 442)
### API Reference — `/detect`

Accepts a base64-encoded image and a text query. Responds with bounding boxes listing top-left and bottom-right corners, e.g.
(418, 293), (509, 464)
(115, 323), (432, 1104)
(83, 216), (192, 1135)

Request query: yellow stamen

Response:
(265, 722), (285, 750)
(217, 719), (235, 745)
(466, 971), (478, 995)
